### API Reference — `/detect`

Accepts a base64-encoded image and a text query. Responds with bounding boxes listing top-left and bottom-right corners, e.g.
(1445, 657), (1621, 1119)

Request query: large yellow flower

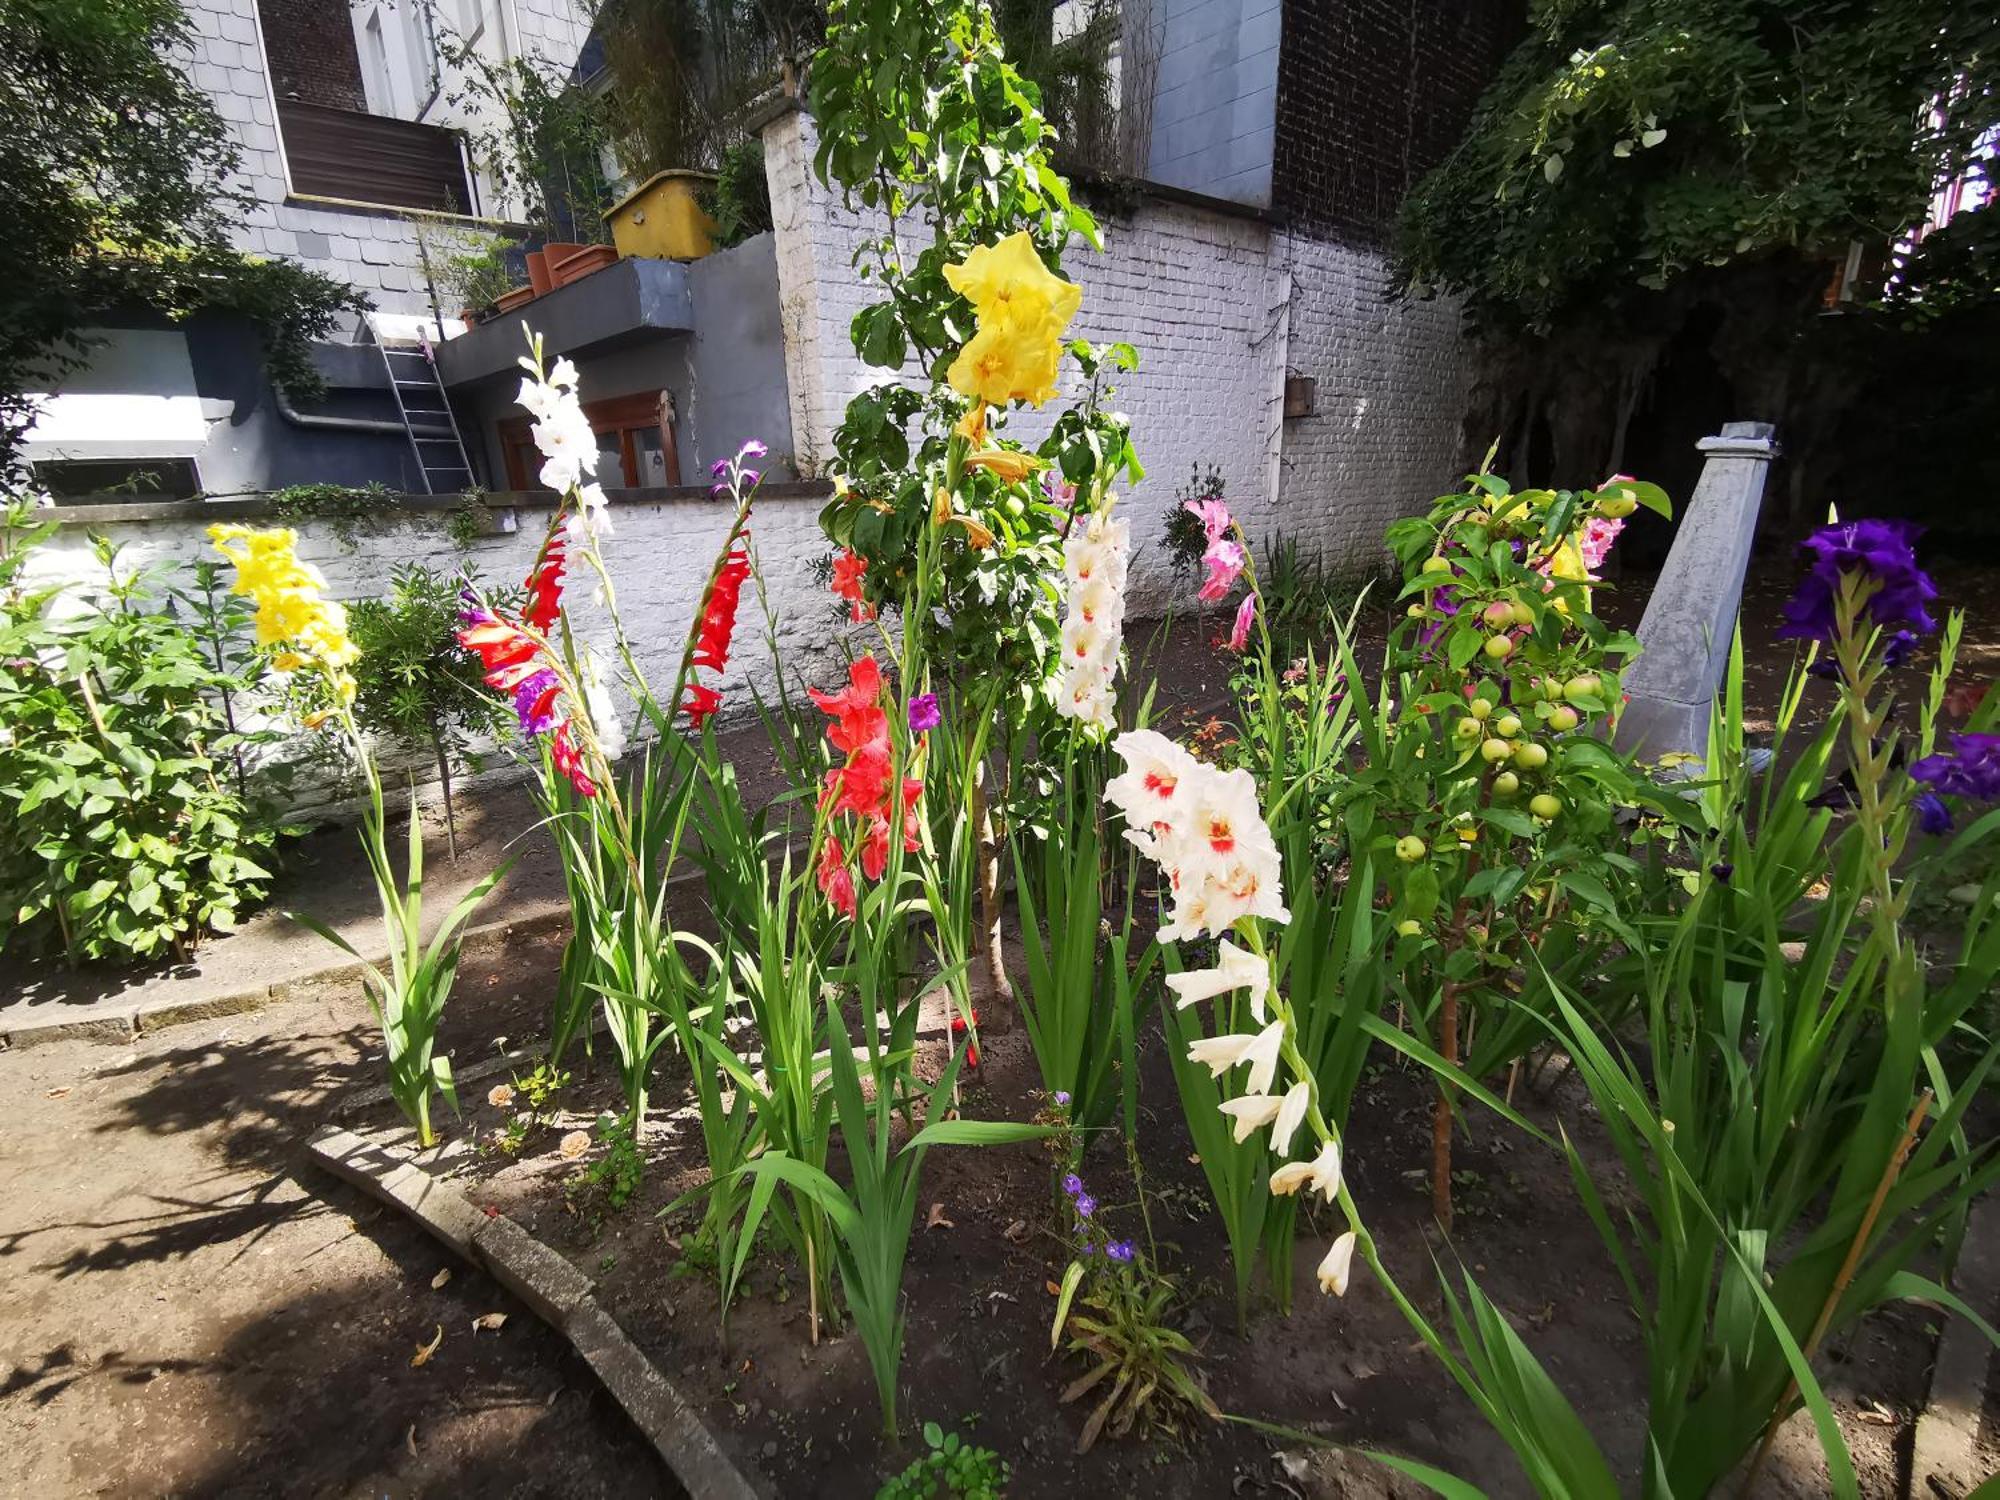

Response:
(208, 524), (359, 701)
(943, 232), (1080, 408)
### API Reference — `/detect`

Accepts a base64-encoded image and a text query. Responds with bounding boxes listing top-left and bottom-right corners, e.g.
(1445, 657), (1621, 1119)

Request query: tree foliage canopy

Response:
(1395, 0), (1999, 331)
(0, 0), (367, 471)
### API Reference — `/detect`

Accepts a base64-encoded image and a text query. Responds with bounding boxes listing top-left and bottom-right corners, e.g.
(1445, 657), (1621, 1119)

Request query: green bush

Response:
(875, 1423), (1008, 1500)
(0, 504), (280, 962)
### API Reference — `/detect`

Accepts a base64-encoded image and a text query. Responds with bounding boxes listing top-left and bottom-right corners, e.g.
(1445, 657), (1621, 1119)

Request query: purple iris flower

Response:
(1061, 1173), (1083, 1197)
(1106, 1240), (1136, 1263)
(1778, 519), (1938, 648)
(1911, 733), (2000, 802)
(908, 692), (941, 733)
(512, 667), (561, 735)
(1913, 791), (1953, 836)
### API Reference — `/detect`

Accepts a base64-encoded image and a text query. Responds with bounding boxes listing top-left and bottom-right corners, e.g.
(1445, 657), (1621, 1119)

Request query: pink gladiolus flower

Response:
(1579, 515), (1625, 572)
(1228, 593), (1256, 651)
(1198, 538), (1246, 603)
(1185, 497), (1233, 544)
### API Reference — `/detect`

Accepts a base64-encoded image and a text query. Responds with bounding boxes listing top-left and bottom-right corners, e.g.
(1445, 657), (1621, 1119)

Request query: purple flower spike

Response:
(1911, 733), (2000, 802)
(741, 469), (762, 490)
(512, 667), (561, 735)
(1061, 1173), (1083, 1197)
(908, 692), (941, 733)
(1053, 1091), (1071, 1108)
(1106, 1240), (1136, 1263)
(1778, 518), (1938, 649)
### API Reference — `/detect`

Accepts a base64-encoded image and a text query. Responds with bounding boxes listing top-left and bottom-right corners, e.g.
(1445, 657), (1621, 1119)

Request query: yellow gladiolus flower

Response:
(963, 446), (1041, 483)
(954, 401), (988, 446)
(207, 523), (359, 705)
(948, 513), (996, 550)
(943, 232), (1080, 408)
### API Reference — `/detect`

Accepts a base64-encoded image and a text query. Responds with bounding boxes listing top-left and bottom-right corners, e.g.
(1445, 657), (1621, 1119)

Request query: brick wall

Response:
(258, 0), (365, 110)
(1271, 0), (1522, 246)
(764, 106), (1471, 589)
(23, 486), (864, 814)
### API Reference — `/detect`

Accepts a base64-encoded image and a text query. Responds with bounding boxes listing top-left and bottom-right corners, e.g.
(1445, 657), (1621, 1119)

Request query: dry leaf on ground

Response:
(410, 1324), (444, 1367)
(430, 1267), (452, 1290)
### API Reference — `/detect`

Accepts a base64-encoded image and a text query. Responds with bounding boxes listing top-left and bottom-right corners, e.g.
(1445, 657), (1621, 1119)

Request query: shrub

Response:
(0, 505), (279, 962)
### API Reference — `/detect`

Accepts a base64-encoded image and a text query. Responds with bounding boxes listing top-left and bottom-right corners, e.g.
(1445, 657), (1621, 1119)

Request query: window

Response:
(499, 390), (680, 491)
(35, 457), (202, 503)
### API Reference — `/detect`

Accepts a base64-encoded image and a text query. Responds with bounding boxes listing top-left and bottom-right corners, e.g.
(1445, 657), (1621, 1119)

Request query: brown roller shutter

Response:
(278, 101), (474, 213)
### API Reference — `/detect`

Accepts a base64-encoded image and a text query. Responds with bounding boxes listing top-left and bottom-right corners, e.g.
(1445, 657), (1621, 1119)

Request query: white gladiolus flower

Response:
(581, 652), (626, 762)
(1163, 938), (1270, 1019)
(1217, 1093), (1282, 1144)
(1185, 1020), (1284, 1096)
(1055, 512), (1128, 729)
(1270, 1079), (1311, 1156)
(1269, 1139), (1342, 1203)
(1316, 1231), (1357, 1296)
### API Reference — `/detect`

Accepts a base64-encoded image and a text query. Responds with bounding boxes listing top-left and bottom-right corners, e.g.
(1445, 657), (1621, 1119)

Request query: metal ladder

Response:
(371, 323), (476, 494)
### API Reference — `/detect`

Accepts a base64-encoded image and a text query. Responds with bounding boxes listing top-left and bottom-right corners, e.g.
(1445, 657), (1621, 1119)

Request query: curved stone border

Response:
(309, 1123), (764, 1500)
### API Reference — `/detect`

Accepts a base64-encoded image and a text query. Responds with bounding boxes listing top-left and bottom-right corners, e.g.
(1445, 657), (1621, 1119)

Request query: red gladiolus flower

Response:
(549, 720), (598, 798)
(950, 1011), (980, 1070)
(817, 835), (857, 918)
(831, 548), (873, 622)
(681, 681), (723, 728)
(524, 532), (568, 633)
(692, 545), (751, 673)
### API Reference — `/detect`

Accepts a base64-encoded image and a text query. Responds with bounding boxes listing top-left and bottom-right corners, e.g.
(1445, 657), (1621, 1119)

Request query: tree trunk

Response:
(1432, 979), (1459, 1235)
(432, 728), (459, 863)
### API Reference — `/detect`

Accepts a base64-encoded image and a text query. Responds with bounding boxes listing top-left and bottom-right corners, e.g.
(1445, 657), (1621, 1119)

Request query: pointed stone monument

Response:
(1615, 421), (1780, 761)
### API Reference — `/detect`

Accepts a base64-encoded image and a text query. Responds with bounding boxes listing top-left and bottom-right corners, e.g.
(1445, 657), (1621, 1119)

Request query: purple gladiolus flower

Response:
(1052, 1091), (1071, 1108)
(1913, 791), (1953, 835)
(710, 458), (731, 479)
(1778, 519), (1938, 648)
(1911, 733), (2000, 802)
(1062, 1173), (1083, 1197)
(742, 469), (762, 490)
(739, 439), (769, 462)
(1074, 1193), (1097, 1219)
(908, 692), (941, 733)
(1710, 862), (1734, 884)
(512, 667), (561, 734)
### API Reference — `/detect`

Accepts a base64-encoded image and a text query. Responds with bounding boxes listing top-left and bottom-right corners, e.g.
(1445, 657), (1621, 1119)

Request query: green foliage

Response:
(1396, 0), (1999, 330)
(0, 507), (280, 963)
(438, 42), (613, 241)
(411, 218), (519, 314)
(0, 0), (368, 470)
(348, 562), (509, 847)
(809, 0), (1137, 692)
(704, 138), (774, 248)
(1159, 464), (1221, 587)
(266, 483), (402, 545)
(876, 1422), (1010, 1500)
(572, 1111), (647, 1212)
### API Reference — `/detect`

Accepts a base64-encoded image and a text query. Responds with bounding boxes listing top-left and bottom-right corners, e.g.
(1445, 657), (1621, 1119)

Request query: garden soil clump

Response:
(403, 948), (1940, 1500)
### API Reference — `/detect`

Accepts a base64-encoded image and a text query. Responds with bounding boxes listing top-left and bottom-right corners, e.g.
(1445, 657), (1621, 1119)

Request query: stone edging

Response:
(1909, 1191), (2000, 1498)
(308, 1124), (765, 1500)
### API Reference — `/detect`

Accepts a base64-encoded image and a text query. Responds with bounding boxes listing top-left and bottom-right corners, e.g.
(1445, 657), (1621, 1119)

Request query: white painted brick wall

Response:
(179, 0), (594, 315)
(763, 108), (1471, 609)
(25, 490), (868, 812)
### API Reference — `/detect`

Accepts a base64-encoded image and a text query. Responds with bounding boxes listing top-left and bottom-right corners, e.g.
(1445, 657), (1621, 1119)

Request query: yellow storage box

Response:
(604, 170), (718, 262)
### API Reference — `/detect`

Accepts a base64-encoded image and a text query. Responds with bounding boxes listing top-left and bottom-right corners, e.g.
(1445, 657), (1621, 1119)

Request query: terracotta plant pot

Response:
(495, 284), (538, 313)
(525, 249), (553, 296)
(550, 243), (618, 287)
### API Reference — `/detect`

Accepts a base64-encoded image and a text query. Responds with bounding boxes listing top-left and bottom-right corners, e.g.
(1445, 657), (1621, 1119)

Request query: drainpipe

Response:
(271, 384), (411, 436)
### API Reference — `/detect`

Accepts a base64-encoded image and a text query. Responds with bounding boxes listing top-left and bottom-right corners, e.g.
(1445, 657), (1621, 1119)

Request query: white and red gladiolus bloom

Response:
(515, 352), (598, 495)
(1106, 728), (1359, 1298)
(1056, 509), (1130, 728)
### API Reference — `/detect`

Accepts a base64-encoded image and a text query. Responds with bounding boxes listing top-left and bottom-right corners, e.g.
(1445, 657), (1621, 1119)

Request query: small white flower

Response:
(1269, 1079), (1311, 1157)
(581, 653), (626, 762)
(1316, 1231), (1357, 1296)
(1185, 1020), (1283, 1096)
(1268, 1138), (1341, 1203)
(1217, 1093), (1281, 1144)
(1163, 939), (1269, 1019)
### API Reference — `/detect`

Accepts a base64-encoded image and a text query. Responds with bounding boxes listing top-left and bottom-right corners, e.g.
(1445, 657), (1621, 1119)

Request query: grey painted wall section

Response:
(685, 233), (796, 472)
(28, 314), (422, 496)
(1143, 0), (1282, 206)
(457, 234), (794, 491)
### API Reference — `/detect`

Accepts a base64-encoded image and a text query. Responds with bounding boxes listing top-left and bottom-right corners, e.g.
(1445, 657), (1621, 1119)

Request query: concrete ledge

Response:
(50, 480), (833, 524)
(305, 1119), (764, 1500)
